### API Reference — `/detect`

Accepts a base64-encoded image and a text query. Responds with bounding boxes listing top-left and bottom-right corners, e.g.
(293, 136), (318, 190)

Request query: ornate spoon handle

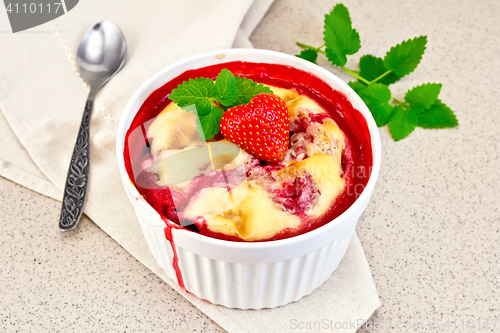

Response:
(59, 99), (93, 231)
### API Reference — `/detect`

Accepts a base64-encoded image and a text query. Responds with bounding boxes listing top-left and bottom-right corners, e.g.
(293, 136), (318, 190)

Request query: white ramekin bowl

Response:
(116, 49), (381, 309)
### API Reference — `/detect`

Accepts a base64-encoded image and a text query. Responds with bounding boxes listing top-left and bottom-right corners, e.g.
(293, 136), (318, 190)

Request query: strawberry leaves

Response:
(168, 69), (272, 140)
(296, 3), (458, 141)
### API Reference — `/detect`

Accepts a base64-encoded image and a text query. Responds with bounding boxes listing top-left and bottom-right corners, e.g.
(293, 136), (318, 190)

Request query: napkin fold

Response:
(0, 1), (380, 332)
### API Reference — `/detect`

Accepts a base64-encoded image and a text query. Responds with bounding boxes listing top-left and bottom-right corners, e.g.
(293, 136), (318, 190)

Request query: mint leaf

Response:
(290, 5), (457, 142)
(231, 76), (272, 107)
(197, 105), (224, 140)
(369, 103), (394, 127)
(388, 105), (418, 141)
(296, 49), (318, 63)
(359, 54), (400, 85)
(214, 68), (238, 107)
(193, 99), (213, 116)
(405, 83), (442, 113)
(384, 36), (427, 77)
(323, 4), (361, 66)
(348, 81), (366, 92)
(417, 100), (458, 128)
(168, 77), (215, 110)
(350, 82), (394, 126)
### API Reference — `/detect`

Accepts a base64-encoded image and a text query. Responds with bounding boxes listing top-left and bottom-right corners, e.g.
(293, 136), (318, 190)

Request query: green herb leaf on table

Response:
(359, 55), (400, 85)
(384, 36), (427, 77)
(230, 76), (272, 107)
(323, 4), (361, 67)
(405, 83), (442, 114)
(296, 49), (318, 63)
(388, 105), (418, 141)
(348, 81), (365, 92)
(295, 3), (458, 141)
(417, 100), (458, 129)
(214, 69), (239, 107)
(349, 82), (394, 126)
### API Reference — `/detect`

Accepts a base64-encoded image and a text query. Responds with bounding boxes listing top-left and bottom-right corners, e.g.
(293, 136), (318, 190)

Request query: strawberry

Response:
(219, 93), (290, 162)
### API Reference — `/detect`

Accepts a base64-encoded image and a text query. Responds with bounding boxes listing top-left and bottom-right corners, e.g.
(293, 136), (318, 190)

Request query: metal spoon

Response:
(59, 21), (127, 231)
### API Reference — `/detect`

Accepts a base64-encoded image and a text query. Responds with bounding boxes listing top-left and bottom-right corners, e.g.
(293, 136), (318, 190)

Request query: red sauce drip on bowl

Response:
(124, 61), (373, 242)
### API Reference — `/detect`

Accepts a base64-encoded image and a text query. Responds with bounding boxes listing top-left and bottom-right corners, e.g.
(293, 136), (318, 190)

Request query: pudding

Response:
(124, 61), (373, 242)
(117, 49), (381, 308)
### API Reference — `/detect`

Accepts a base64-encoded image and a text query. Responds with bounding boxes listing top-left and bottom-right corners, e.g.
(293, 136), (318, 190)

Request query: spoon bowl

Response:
(77, 21), (127, 92)
(59, 21), (127, 231)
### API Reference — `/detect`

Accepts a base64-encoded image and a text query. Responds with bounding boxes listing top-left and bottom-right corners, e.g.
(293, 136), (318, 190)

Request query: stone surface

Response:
(251, 0), (500, 331)
(0, 177), (224, 332)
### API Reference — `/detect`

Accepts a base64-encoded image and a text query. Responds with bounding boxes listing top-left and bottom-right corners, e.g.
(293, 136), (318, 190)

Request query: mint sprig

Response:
(214, 69), (238, 107)
(404, 83), (442, 113)
(359, 55), (400, 86)
(388, 105), (418, 141)
(323, 3), (361, 67)
(417, 100), (458, 129)
(384, 36), (427, 77)
(349, 82), (393, 127)
(197, 105), (224, 140)
(231, 76), (272, 107)
(295, 3), (458, 141)
(297, 49), (318, 64)
(168, 69), (272, 140)
(168, 77), (215, 116)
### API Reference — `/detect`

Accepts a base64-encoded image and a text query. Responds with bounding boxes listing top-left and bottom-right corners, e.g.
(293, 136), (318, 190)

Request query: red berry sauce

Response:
(124, 61), (373, 242)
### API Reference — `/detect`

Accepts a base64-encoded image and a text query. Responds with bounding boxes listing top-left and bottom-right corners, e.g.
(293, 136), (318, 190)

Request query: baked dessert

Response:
(124, 61), (373, 242)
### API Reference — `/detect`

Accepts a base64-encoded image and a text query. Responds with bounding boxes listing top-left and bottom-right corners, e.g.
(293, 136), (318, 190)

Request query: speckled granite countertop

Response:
(1, 0), (499, 332)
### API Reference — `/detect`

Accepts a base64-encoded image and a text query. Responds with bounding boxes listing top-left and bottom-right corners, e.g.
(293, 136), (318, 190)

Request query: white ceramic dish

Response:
(116, 49), (381, 309)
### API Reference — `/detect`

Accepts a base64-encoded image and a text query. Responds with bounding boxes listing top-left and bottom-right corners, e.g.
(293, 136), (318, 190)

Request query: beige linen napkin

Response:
(0, 1), (380, 332)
